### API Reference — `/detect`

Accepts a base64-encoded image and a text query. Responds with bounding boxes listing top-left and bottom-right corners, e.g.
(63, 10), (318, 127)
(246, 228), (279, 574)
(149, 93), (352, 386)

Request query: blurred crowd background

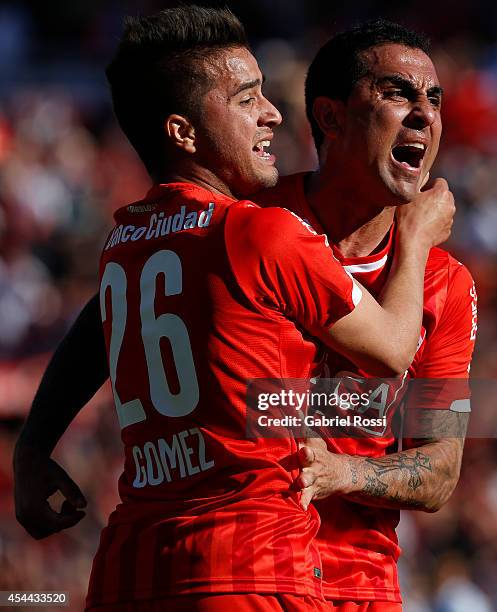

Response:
(1, 1), (497, 610)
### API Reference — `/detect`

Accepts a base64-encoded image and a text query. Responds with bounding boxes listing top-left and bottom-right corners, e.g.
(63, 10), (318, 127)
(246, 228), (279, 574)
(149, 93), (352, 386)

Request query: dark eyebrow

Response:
(427, 85), (444, 98)
(378, 75), (444, 97)
(230, 76), (264, 98)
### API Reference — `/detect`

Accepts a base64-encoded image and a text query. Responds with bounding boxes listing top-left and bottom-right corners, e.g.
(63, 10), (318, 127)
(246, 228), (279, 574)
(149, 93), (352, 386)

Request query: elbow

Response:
(424, 492), (452, 513)
(380, 332), (421, 376)
(425, 441), (464, 512)
(381, 363), (409, 378)
(366, 342), (416, 378)
(386, 347), (417, 377)
(366, 356), (411, 378)
(423, 473), (460, 513)
(424, 496), (448, 513)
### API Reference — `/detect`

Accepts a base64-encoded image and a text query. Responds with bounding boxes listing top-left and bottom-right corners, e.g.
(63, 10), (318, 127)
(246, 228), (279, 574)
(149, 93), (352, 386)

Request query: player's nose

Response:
(404, 97), (437, 130)
(259, 96), (282, 128)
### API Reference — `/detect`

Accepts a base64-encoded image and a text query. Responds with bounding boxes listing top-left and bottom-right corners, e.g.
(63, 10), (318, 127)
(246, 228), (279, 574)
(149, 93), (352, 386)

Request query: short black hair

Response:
(106, 5), (248, 177)
(305, 19), (431, 152)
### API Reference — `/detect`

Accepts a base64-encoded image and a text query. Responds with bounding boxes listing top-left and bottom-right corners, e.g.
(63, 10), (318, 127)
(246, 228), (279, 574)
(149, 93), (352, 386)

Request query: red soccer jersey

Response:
(87, 182), (361, 608)
(255, 173), (477, 603)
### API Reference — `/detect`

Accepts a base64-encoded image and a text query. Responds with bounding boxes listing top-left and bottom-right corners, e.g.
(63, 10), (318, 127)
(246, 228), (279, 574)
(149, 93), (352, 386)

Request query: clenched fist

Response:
(14, 449), (87, 540)
(396, 178), (455, 249)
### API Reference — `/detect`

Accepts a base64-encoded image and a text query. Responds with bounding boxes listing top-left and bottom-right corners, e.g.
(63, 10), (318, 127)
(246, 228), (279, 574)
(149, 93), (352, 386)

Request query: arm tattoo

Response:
(362, 475), (388, 497)
(406, 409), (469, 441)
(365, 450), (432, 490)
(349, 459), (358, 485)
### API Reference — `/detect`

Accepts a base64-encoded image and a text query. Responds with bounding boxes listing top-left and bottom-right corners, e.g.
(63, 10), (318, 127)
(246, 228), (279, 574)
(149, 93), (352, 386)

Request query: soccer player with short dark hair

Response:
(255, 19), (476, 610)
(14, 9), (456, 611)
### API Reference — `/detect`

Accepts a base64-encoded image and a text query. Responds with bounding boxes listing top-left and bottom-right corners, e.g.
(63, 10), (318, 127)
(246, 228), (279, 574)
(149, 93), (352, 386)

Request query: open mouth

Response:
(253, 140), (272, 160)
(391, 143), (426, 171)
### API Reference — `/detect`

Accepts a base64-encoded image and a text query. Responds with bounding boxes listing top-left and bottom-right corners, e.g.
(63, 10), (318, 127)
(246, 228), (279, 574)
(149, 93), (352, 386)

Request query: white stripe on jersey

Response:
(344, 254), (388, 274)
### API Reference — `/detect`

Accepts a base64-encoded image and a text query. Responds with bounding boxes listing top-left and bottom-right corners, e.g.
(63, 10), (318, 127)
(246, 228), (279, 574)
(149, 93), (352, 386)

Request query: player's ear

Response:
(312, 96), (345, 140)
(165, 114), (196, 154)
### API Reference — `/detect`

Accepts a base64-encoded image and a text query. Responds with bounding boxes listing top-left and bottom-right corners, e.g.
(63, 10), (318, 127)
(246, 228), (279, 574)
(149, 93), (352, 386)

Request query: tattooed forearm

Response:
(349, 458), (358, 485)
(362, 475), (388, 497)
(343, 439), (462, 512)
(365, 450), (432, 490)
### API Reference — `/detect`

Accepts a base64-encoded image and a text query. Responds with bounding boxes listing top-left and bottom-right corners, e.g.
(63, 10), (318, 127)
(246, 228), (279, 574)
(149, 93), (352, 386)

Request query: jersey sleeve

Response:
(225, 203), (362, 341)
(402, 262), (477, 443)
(416, 262), (477, 380)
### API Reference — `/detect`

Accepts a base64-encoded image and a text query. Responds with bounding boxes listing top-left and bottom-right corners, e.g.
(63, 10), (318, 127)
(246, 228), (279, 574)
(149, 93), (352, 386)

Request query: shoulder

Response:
(425, 249), (476, 337)
(427, 246), (475, 293)
(226, 201), (320, 257)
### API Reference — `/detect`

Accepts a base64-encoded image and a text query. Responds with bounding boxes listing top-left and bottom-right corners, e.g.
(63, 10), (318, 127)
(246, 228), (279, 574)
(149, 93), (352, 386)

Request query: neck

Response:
(154, 160), (235, 199)
(306, 169), (396, 258)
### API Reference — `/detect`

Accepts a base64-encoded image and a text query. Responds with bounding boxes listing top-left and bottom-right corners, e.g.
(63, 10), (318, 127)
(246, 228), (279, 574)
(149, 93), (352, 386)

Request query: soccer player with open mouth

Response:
(14, 8), (456, 612)
(255, 20), (476, 611)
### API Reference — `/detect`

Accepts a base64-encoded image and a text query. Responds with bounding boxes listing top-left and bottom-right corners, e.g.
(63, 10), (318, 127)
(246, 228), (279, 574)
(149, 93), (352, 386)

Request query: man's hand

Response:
(295, 437), (351, 511)
(14, 452), (87, 539)
(396, 177), (455, 249)
(294, 431), (463, 513)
